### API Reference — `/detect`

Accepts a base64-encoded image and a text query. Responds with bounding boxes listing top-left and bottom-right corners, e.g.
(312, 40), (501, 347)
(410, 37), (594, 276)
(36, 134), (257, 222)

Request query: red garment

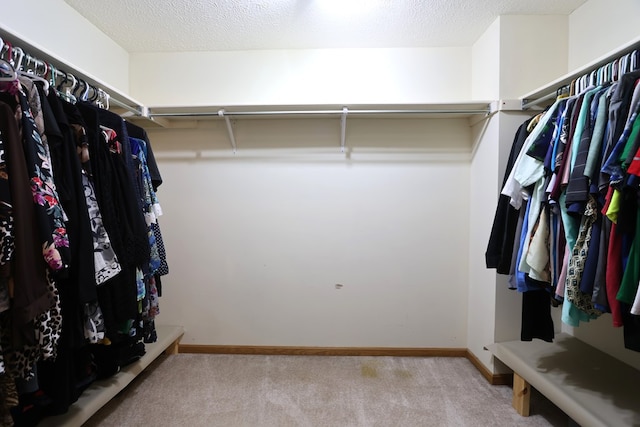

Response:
(602, 186), (614, 216)
(626, 143), (640, 176)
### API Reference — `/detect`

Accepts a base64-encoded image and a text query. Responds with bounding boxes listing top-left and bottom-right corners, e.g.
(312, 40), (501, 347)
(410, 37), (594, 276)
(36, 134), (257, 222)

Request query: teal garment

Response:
(559, 192), (580, 251)
(564, 197), (602, 316)
(584, 89), (611, 181)
(570, 87), (601, 172)
(559, 191), (596, 326)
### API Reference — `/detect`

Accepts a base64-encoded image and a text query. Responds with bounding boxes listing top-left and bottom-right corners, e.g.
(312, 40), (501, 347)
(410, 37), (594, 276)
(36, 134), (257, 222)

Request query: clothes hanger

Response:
(102, 90), (110, 110)
(579, 75), (588, 93)
(56, 70), (77, 103)
(569, 79), (576, 96)
(0, 36), (6, 60)
(17, 54), (51, 93)
(596, 66), (603, 86)
(604, 63), (612, 84)
(47, 63), (57, 89)
(75, 79), (87, 101)
(0, 58), (17, 82)
(89, 85), (100, 102)
(632, 50), (639, 71)
(11, 46), (24, 71)
(65, 73), (77, 103)
(81, 80), (91, 101)
(0, 38), (18, 83)
(71, 73), (82, 95)
(0, 39), (19, 94)
(620, 54), (630, 76)
(2, 41), (12, 66)
(95, 88), (109, 109)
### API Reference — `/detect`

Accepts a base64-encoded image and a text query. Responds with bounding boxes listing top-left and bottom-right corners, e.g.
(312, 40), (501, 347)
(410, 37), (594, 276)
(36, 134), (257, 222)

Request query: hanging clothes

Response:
(0, 46), (168, 423)
(486, 117), (533, 275)
(488, 62), (640, 353)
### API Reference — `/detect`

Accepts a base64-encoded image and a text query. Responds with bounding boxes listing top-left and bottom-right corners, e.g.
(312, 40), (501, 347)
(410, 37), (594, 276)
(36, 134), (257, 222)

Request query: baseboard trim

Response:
(177, 344), (510, 384)
(178, 344), (467, 358)
(465, 349), (512, 385)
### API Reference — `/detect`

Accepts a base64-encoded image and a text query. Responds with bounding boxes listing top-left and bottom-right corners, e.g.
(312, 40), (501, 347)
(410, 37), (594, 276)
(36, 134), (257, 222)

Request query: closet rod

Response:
(110, 97), (146, 116)
(149, 108), (491, 118)
(521, 91), (559, 110)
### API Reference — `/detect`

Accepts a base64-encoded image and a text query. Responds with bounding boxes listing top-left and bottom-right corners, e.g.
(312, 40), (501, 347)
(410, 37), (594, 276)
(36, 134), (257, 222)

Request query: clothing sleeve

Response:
(485, 119), (531, 271)
(502, 101), (561, 208)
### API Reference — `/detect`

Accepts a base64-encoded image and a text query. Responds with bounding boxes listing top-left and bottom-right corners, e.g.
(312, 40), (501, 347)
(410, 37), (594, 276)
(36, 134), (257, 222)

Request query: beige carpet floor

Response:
(82, 354), (569, 427)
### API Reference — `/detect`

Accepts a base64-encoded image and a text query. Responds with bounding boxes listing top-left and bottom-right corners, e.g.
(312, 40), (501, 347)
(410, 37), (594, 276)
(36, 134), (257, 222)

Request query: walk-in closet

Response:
(1, 0), (639, 426)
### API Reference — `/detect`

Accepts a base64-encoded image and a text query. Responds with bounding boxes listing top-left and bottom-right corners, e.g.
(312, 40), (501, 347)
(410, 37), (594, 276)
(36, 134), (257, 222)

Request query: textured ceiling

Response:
(64, 0), (587, 53)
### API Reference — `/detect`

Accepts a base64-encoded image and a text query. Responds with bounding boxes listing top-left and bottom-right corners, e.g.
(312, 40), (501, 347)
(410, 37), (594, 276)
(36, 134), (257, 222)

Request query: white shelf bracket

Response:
(218, 109), (237, 153)
(340, 107), (348, 152)
(489, 99), (524, 113)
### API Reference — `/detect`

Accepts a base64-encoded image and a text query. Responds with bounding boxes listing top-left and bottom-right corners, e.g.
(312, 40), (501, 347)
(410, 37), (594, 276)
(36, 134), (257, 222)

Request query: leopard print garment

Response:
(0, 128), (13, 373)
(5, 270), (62, 380)
(0, 133), (14, 315)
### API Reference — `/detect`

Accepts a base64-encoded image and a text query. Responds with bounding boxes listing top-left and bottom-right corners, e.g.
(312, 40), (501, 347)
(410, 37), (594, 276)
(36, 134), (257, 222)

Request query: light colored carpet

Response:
(82, 354), (568, 427)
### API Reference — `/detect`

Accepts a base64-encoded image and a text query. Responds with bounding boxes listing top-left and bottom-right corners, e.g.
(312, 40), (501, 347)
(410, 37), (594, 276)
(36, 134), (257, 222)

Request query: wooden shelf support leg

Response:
(512, 372), (531, 416)
(164, 335), (183, 355)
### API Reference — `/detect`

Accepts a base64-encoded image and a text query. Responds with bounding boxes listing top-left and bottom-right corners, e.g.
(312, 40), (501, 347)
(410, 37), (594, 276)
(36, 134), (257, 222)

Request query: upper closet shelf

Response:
(128, 102), (493, 127)
(135, 103), (493, 153)
(0, 26), (145, 116)
(0, 26), (493, 127)
(521, 34), (640, 109)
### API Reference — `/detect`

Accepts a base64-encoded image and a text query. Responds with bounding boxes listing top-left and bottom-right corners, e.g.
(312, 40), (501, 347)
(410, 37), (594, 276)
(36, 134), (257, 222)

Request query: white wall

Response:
(472, 18), (500, 101)
(151, 118), (471, 347)
(468, 114), (500, 370)
(467, 111), (530, 374)
(472, 15), (568, 101)
(467, 15), (568, 373)
(499, 15), (568, 99)
(0, 0), (130, 93)
(130, 48), (471, 106)
(468, 17), (506, 372)
(569, 0), (640, 70)
(492, 112), (536, 345)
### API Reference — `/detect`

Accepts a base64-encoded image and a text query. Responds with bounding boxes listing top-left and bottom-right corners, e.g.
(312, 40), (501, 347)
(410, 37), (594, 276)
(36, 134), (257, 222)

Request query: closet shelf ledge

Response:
(520, 34), (640, 109)
(124, 102), (495, 128)
(0, 26), (145, 116)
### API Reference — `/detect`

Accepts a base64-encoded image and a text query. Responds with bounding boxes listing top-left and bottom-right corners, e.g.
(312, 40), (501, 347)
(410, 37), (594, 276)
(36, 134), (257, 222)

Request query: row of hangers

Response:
(0, 36), (111, 109)
(559, 49), (640, 97)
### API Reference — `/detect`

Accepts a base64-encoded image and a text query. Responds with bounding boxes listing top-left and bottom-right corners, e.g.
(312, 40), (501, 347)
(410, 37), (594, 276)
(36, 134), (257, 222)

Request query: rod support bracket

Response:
(218, 109), (237, 153)
(340, 107), (348, 152)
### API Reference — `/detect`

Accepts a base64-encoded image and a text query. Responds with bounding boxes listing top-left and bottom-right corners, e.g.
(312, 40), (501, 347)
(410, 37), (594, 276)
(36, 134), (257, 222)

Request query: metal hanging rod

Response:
(110, 97), (146, 116)
(200, 105), (491, 153)
(521, 92), (558, 110)
(149, 108), (491, 118)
